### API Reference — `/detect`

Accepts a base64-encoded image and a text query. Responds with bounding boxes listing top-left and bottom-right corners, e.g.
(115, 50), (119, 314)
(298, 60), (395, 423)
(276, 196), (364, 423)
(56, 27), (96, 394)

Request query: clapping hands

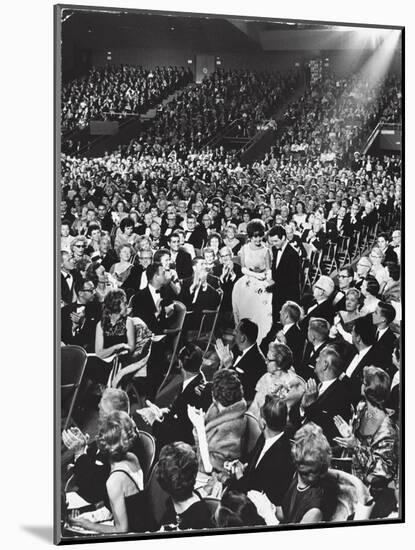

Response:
(187, 405), (205, 430)
(301, 378), (319, 408)
(333, 415), (357, 449)
(62, 427), (89, 458)
(215, 338), (234, 368)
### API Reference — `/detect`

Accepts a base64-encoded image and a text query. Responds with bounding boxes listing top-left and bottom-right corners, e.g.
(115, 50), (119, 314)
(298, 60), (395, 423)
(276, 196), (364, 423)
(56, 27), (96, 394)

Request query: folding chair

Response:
(336, 236), (351, 268)
(61, 345), (88, 430)
(321, 242), (338, 275)
(240, 412), (262, 462)
(144, 462), (170, 530)
(350, 230), (361, 260)
(196, 290), (224, 354)
(155, 301), (186, 397)
(137, 430), (156, 484)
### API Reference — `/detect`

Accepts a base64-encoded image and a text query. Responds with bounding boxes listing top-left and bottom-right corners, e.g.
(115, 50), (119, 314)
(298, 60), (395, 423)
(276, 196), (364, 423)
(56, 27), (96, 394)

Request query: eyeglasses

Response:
(80, 287), (95, 293)
(338, 275), (350, 279)
(74, 244), (86, 248)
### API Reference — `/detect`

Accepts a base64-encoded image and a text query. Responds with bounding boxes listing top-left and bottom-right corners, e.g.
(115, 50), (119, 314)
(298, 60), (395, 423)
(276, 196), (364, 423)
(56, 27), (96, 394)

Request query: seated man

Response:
(332, 266), (355, 311)
(372, 301), (398, 360)
(213, 246), (242, 323)
(300, 275), (335, 334)
(168, 232), (193, 280)
(61, 250), (78, 306)
(61, 278), (102, 353)
(299, 317), (331, 381)
(299, 347), (352, 444)
(227, 396), (294, 507)
(61, 388), (146, 505)
(140, 343), (212, 449)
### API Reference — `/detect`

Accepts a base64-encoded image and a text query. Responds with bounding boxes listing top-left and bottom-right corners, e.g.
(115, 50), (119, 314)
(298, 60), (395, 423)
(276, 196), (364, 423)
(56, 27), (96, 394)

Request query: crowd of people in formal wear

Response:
(62, 65), (193, 132)
(60, 66), (402, 537)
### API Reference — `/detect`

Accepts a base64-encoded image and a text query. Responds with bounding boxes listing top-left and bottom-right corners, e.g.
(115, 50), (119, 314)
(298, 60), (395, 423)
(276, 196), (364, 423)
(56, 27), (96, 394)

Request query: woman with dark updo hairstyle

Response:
(95, 289), (135, 362)
(69, 410), (146, 533)
(215, 490), (266, 527)
(232, 219), (273, 343)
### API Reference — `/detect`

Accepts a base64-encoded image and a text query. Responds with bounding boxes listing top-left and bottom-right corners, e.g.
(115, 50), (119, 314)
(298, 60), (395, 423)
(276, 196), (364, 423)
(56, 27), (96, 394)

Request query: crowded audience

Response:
(60, 62), (402, 537)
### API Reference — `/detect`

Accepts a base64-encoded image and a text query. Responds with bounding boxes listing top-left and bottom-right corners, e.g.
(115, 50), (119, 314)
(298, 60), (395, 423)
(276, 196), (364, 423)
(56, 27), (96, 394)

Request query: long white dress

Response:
(232, 243), (273, 344)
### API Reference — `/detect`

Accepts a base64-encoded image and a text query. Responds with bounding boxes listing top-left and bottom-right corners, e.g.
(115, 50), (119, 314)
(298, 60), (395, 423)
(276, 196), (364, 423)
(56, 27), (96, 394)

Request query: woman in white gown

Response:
(232, 219), (273, 344)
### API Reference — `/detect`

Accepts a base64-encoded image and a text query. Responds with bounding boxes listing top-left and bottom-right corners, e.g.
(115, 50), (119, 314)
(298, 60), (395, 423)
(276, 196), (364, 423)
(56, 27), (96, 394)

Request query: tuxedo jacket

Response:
(343, 344), (390, 406)
(303, 378), (353, 443)
(301, 228), (327, 250)
(212, 263), (242, 311)
(342, 213), (362, 237)
(174, 248), (193, 280)
(360, 210), (378, 229)
(61, 271), (80, 305)
(153, 372), (211, 448)
(186, 224), (207, 250)
(287, 235), (307, 259)
(373, 328), (398, 359)
(100, 249), (119, 272)
(61, 300), (102, 353)
(299, 340), (329, 381)
(233, 431), (295, 506)
(299, 299), (335, 334)
(270, 243), (301, 313)
(232, 344), (267, 403)
(130, 286), (170, 334)
(382, 246), (398, 264)
(261, 323), (305, 372)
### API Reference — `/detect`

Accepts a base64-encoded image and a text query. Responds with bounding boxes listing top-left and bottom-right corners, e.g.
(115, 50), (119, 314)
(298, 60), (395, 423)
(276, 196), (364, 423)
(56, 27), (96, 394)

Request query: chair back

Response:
(197, 290), (224, 353)
(61, 345), (88, 429)
(156, 301), (186, 395)
(240, 412), (262, 462)
(144, 462), (170, 529)
(137, 430), (156, 484)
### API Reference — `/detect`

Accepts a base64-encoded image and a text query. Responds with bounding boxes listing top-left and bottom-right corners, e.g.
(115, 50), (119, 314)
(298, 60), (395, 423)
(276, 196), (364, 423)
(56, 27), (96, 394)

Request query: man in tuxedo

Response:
(300, 347), (352, 444)
(261, 301), (305, 371)
(285, 223), (307, 259)
(149, 344), (212, 449)
(230, 319), (267, 403)
(213, 246), (242, 320)
(96, 203), (114, 233)
(377, 234), (398, 264)
(342, 203), (362, 237)
(61, 251), (77, 306)
(300, 276), (335, 334)
(391, 230), (401, 264)
(61, 278), (101, 353)
(168, 233), (193, 280)
(179, 257), (221, 332)
(372, 302), (398, 360)
(354, 256), (372, 291)
(299, 317), (331, 381)
(332, 266), (354, 311)
(62, 389), (147, 505)
(268, 225), (301, 320)
(160, 213), (182, 246)
(229, 396), (294, 507)
(132, 249), (153, 290)
(130, 263), (174, 335)
(343, 316), (387, 406)
(97, 235), (118, 272)
(184, 213), (207, 251)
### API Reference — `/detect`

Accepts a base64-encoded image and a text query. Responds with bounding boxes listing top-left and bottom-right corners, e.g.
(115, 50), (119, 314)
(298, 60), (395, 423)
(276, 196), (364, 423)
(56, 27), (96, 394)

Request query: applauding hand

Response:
(301, 378), (319, 408)
(215, 338), (234, 368)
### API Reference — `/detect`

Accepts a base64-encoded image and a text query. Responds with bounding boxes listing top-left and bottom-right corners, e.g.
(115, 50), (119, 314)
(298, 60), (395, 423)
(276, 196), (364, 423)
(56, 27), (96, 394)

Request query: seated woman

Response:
(381, 262), (401, 303)
(369, 247), (388, 288)
(277, 423), (338, 524)
(69, 410), (146, 534)
(114, 217), (140, 251)
(109, 244), (141, 291)
(214, 490), (266, 528)
(237, 209), (252, 235)
(334, 366), (398, 510)
(153, 248), (181, 296)
(190, 369), (247, 476)
(206, 232), (223, 260)
(93, 290), (135, 384)
(85, 261), (118, 302)
(157, 442), (215, 531)
(330, 288), (362, 343)
(248, 343), (305, 429)
(223, 224), (242, 256)
(359, 275), (380, 316)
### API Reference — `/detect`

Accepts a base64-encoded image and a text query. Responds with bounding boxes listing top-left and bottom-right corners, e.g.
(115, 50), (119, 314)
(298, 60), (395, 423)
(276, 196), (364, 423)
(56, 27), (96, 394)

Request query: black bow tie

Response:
(154, 289), (161, 294)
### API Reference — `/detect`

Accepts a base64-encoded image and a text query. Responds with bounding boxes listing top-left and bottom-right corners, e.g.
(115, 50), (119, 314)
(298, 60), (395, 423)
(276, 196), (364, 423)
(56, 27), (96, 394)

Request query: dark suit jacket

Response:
(153, 372), (211, 448)
(213, 263), (242, 311)
(261, 323), (305, 372)
(342, 213), (362, 237)
(360, 210), (378, 229)
(270, 243), (301, 314)
(343, 344), (390, 406)
(299, 299), (335, 334)
(61, 300), (102, 352)
(100, 249), (119, 272)
(179, 277), (221, 312)
(130, 286), (170, 335)
(233, 431), (295, 506)
(301, 228), (327, 250)
(232, 344), (267, 403)
(287, 235), (307, 259)
(382, 246), (398, 264)
(174, 249), (193, 280)
(373, 328), (397, 362)
(186, 225), (207, 250)
(299, 340), (329, 381)
(61, 271), (79, 305)
(303, 378), (353, 443)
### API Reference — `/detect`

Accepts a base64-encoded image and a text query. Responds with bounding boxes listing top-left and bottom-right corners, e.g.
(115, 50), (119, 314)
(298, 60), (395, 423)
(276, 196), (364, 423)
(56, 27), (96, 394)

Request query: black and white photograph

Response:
(55, 3), (403, 544)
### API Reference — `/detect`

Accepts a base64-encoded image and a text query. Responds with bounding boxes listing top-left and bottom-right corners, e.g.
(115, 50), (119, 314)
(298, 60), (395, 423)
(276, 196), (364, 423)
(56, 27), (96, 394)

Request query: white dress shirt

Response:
(376, 327), (388, 341)
(275, 241), (288, 269)
(318, 378), (336, 397)
(148, 284), (162, 316)
(282, 322), (295, 335)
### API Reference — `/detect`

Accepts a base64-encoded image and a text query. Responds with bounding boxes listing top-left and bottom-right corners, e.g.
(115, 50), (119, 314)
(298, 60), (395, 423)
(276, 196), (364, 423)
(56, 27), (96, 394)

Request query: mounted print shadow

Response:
(54, 3), (404, 545)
